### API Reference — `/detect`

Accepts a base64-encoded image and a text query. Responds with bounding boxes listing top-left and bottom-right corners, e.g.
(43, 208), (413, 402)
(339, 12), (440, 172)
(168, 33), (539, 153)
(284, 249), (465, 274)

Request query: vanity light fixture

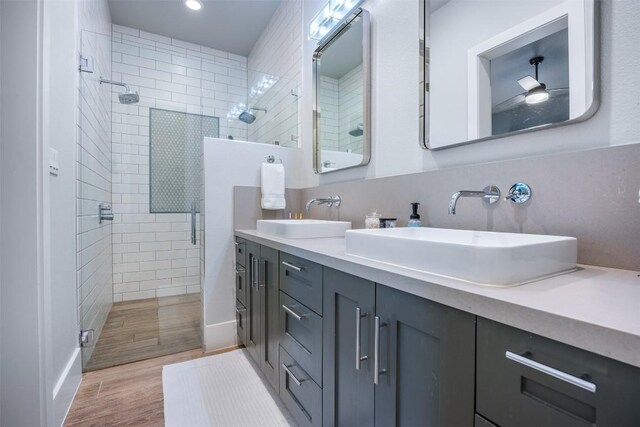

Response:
(309, 0), (363, 41)
(184, 0), (203, 11)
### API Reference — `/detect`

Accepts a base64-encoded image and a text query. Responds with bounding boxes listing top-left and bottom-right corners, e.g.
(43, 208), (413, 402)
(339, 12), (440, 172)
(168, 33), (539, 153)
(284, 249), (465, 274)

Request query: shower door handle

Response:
(190, 202), (197, 245)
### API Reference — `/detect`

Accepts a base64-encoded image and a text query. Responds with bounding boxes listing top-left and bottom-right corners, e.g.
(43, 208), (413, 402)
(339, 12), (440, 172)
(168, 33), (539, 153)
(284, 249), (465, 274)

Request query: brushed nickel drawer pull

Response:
(505, 351), (596, 393)
(282, 261), (304, 272)
(374, 316), (387, 385)
(282, 304), (307, 321)
(282, 363), (305, 386)
(355, 307), (368, 370)
(234, 267), (246, 274)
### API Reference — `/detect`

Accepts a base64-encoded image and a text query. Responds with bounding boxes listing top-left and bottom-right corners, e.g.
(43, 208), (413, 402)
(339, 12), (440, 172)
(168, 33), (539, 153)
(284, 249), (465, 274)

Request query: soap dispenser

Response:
(408, 202), (422, 227)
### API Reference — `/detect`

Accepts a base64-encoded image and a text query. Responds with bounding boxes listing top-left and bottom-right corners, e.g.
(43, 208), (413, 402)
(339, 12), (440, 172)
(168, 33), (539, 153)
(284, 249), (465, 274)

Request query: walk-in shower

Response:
(99, 77), (139, 104)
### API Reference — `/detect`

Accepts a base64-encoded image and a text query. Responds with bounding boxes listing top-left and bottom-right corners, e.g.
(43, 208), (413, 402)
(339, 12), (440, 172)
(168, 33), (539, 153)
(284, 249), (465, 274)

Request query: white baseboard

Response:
(204, 320), (237, 352)
(53, 347), (82, 427)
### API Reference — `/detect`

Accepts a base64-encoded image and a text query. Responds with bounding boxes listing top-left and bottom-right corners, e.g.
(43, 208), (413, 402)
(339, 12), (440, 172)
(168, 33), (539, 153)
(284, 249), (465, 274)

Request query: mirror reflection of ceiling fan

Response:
(494, 55), (569, 112)
(518, 56), (551, 104)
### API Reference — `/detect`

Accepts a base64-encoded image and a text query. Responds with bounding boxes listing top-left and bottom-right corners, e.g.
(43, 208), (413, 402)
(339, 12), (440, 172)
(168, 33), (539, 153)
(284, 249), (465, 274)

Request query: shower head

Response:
(238, 111), (256, 124)
(348, 123), (364, 137)
(119, 89), (139, 105)
(238, 107), (267, 124)
(99, 77), (139, 104)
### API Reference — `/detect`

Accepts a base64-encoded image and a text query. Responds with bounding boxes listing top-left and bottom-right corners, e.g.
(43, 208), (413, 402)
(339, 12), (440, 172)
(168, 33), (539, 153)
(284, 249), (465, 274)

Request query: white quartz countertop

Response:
(235, 229), (640, 368)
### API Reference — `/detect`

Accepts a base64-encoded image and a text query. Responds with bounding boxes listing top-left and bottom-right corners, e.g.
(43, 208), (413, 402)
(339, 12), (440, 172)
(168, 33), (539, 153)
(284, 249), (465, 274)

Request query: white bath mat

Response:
(162, 349), (295, 427)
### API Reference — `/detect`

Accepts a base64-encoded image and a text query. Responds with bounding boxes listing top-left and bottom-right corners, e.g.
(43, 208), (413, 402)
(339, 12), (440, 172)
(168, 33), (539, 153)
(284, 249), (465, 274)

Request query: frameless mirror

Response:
(420, 0), (599, 149)
(313, 9), (371, 173)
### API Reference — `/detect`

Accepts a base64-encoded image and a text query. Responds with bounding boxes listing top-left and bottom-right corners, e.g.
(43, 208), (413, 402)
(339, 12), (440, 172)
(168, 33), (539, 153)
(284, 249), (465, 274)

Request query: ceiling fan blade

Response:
(517, 75), (541, 91)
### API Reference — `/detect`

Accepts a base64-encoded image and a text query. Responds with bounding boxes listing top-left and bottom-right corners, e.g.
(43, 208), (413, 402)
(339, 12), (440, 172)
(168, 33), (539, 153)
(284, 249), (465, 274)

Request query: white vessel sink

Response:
(345, 228), (577, 286)
(257, 219), (352, 239)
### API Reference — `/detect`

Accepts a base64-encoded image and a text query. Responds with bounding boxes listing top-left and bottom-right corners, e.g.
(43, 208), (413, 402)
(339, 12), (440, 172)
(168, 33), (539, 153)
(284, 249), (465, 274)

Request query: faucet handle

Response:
(505, 183), (532, 204)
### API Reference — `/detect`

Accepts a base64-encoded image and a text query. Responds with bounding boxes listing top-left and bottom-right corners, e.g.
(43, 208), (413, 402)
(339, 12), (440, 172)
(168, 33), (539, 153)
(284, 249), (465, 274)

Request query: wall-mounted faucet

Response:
(448, 186), (500, 215)
(305, 196), (342, 212)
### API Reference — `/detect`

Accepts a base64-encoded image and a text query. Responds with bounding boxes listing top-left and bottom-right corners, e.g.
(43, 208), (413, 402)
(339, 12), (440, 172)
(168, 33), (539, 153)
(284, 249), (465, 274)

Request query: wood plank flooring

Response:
(64, 346), (240, 426)
(85, 294), (202, 371)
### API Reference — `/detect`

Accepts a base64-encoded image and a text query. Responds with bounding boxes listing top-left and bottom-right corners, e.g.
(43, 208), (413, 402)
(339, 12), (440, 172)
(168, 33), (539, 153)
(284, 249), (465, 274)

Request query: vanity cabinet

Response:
(245, 241), (280, 391)
(235, 235), (640, 427)
(476, 318), (640, 427)
(322, 267), (476, 427)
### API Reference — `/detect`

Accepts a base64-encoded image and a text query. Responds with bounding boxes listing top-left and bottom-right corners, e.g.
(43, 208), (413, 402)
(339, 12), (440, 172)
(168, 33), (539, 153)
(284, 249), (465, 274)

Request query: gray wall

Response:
(236, 143), (640, 271)
(301, 143), (640, 271)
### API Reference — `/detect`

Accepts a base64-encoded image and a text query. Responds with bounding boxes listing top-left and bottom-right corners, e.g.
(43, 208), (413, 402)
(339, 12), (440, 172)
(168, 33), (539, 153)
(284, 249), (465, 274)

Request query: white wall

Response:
(0, 0), (49, 425)
(301, 0), (640, 186)
(44, 0), (83, 423)
(203, 138), (303, 350)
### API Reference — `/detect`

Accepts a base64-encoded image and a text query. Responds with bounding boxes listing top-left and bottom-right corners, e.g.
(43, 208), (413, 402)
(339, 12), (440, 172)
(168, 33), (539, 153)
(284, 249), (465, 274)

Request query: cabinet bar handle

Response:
(373, 316), (387, 384)
(505, 351), (596, 393)
(282, 261), (304, 272)
(355, 307), (368, 370)
(282, 363), (305, 386)
(234, 267), (246, 274)
(258, 259), (267, 288)
(251, 256), (259, 290)
(282, 304), (307, 321)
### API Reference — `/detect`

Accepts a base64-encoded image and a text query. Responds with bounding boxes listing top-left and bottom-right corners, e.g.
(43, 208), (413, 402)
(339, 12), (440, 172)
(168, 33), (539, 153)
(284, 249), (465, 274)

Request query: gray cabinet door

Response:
(374, 284), (476, 427)
(323, 268), (375, 427)
(259, 245), (280, 391)
(245, 241), (260, 363)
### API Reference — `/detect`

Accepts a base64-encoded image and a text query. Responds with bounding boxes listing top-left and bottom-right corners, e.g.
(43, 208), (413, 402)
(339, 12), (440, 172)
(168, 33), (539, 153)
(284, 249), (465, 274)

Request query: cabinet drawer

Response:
(280, 292), (322, 386)
(235, 238), (246, 267)
(235, 300), (247, 345)
(280, 253), (322, 315)
(234, 265), (247, 305)
(279, 347), (322, 427)
(477, 318), (640, 427)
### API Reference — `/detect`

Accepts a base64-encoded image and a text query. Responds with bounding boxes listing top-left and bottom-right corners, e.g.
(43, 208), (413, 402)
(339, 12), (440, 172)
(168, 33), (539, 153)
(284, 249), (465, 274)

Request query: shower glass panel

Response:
(77, 30), (116, 371)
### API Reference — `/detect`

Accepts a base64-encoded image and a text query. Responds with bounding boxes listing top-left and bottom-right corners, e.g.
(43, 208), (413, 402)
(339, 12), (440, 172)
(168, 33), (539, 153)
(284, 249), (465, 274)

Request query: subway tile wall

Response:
(109, 2), (303, 301)
(247, 0), (302, 147)
(317, 65), (364, 154)
(338, 65), (364, 154)
(110, 25), (244, 301)
(77, 2), (113, 365)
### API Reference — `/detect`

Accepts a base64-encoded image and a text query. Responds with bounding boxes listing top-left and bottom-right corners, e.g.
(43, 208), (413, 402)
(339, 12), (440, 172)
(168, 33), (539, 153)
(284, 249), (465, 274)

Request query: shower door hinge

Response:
(79, 329), (95, 347)
(79, 54), (94, 73)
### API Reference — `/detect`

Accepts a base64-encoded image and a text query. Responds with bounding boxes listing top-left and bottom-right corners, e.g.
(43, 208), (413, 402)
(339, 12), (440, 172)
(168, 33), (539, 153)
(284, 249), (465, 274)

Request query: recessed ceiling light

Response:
(184, 0), (203, 11)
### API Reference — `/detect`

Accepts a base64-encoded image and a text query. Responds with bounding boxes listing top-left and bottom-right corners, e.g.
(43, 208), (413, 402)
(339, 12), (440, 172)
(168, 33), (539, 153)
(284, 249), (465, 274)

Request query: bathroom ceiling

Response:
(108, 0), (282, 56)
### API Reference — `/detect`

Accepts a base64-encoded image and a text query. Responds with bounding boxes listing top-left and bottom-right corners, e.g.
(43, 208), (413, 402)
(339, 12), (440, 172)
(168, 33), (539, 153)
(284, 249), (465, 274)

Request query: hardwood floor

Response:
(64, 347), (240, 426)
(85, 293), (202, 371)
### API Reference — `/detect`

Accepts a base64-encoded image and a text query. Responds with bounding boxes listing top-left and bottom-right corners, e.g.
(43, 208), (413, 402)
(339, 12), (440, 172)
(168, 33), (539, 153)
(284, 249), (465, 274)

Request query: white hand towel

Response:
(261, 163), (286, 210)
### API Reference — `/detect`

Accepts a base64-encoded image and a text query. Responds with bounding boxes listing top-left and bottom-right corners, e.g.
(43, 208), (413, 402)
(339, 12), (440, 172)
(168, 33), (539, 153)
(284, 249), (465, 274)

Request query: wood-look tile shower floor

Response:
(84, 293), (202, 372)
